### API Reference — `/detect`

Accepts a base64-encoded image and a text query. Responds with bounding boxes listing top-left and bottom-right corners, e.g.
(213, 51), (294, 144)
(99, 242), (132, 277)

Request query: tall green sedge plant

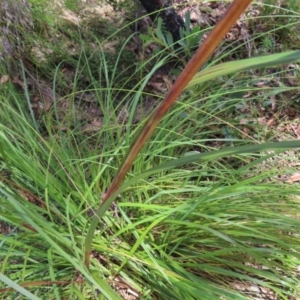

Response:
(85, 0), (254, 266)
(2, 0), (300, 298)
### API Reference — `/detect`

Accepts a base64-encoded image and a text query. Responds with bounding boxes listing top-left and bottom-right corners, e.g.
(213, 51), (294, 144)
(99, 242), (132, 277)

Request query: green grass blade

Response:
(188, 50), (300, 87)
(0, 273), (41, 300)
(122, 141), (300, 188)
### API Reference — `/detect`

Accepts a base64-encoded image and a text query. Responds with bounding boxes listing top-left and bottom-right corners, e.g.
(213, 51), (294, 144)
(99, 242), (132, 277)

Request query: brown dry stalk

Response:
(0, 280), (84, 294)
(102, 0), (253, 204)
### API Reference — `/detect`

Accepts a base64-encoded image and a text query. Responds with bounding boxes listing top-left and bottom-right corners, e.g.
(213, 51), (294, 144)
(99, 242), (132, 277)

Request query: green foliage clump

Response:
(1, 1), (300, 300)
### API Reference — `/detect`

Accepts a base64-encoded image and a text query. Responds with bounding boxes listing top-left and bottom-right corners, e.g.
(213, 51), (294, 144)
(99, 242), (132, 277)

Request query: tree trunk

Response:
(138, 0), (184, 46)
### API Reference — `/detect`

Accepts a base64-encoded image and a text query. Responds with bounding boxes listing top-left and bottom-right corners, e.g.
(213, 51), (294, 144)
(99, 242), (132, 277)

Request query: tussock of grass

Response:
(1, 1), (300, 299)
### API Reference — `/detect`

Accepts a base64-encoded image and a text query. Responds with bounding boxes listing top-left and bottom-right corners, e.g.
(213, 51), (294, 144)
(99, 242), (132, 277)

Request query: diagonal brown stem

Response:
(102, 0), (253, 204)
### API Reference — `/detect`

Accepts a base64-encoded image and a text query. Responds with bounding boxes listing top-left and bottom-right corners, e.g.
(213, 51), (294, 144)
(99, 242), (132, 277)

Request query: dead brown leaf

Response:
(0, 75), (9, 84)
(285, 173), (300, 184)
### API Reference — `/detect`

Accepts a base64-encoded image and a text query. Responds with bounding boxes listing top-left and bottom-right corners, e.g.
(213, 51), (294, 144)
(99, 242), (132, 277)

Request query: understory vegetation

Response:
(1, 0), (300, 299)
